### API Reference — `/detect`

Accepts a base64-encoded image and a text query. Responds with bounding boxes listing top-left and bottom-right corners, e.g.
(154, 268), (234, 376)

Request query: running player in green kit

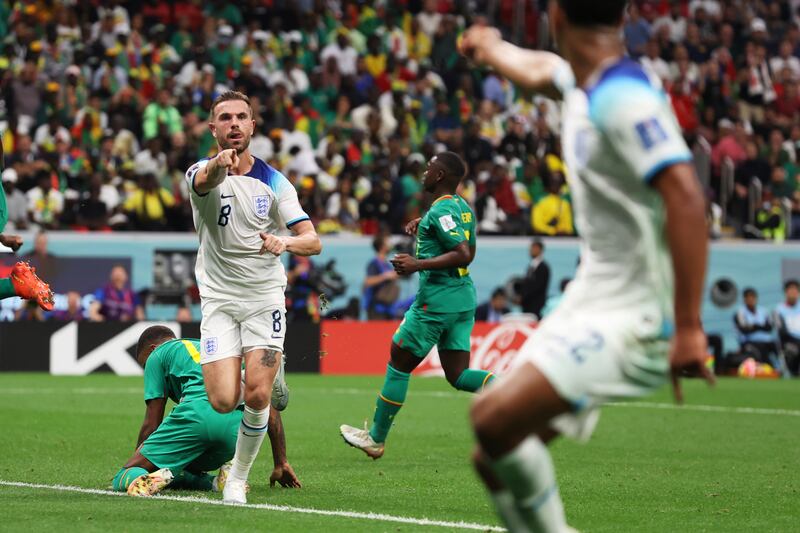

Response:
(112, 326), (300, 496)
(340, 152), (496, 459)
(0, 141), (54, 310)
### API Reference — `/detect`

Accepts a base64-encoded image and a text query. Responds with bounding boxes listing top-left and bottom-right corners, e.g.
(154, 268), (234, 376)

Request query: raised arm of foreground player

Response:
(459, 25), (568, 100)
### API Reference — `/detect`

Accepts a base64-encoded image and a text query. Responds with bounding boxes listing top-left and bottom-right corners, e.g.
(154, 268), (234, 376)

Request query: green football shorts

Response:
(140, 400), (242, 473)
(392, 305), (475, 357)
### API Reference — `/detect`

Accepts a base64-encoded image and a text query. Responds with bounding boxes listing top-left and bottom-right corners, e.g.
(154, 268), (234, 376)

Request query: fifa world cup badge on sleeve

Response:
(253, 195), (271, 218)
(438, 214), (456, 231)
(204, 337), (218, 356)
(634, 118), (668, 150)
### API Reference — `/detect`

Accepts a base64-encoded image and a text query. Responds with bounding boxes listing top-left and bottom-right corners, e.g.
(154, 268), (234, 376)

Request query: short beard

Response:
(218, 135), (250, 154)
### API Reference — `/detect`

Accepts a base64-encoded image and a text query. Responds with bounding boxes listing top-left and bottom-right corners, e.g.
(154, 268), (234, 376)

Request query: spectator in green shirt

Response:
(204, 0), (243, 27)
(170, 16), (194, 57)
(142, 89), (183, 142)
(209, 26), (241, 84)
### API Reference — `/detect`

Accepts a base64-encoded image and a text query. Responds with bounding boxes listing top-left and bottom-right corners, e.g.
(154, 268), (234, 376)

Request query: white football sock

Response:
(490, 436), (567, 533)
(490, 489), (533, 533)
(229, 404), (269, 481)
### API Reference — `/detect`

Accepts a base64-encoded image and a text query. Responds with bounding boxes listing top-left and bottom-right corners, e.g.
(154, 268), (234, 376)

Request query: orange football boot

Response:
(10, 262), (54, 311)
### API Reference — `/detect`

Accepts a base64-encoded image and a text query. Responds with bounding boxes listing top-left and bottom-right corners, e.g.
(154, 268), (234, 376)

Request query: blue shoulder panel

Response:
(584, 58), (652, 100)
(585, 59), (662, 128)
(246, 157), (291, 194)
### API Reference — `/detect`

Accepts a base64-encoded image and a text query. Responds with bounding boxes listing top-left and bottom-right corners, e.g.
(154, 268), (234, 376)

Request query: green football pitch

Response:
(0, 373), (797, 532)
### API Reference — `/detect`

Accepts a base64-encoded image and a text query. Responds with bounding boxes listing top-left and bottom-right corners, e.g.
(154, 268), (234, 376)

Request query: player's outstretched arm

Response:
(194, 149), (239, 194)
(391, 241), (472, 275)
(459, 25), (566, 100)
(653, 163), (715, 403)
(135, 397), (167, 448)
(259, 220), (321, 257)
(267, 409), (301, 488)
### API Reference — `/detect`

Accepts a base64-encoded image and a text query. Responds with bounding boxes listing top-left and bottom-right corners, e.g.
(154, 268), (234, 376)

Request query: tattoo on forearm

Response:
(261, 349), (279, 368)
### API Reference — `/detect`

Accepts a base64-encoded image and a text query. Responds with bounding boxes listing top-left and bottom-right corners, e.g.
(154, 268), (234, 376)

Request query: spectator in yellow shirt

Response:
(532, 175), (574, 236)
(365, 34), (387, 77)
(124, 173), (175, 231)
(406, 18), (432, 62)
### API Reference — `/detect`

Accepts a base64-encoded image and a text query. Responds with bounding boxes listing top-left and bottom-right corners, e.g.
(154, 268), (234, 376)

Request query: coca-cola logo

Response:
(416, 320), (539, 376)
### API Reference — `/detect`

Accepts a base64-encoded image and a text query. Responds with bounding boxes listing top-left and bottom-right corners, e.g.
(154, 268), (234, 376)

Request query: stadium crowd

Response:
(1, 0), (800, 239)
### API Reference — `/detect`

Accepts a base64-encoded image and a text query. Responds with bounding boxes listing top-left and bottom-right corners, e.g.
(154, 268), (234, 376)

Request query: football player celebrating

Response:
(185, 91), (321, 503)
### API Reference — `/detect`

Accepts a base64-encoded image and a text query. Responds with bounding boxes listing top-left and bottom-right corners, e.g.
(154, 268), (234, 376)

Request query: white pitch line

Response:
(0, 480), (504, 531)
(0, 387), (141, 395)
(1, 385), (799, 418)
(606, 401), (800, 417)
(314, 388), (800, 417)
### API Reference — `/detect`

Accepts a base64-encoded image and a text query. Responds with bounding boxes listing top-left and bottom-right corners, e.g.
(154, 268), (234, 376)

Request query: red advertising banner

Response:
(320, 319), (538, 376)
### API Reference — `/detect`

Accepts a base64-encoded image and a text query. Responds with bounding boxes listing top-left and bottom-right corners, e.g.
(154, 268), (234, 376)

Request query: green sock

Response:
(0, 278), (16, 299)
(112, 467), (148, 491)
(454, 369), (496, 392)
(171, 470), (214, 491)
(369, 364), (410, 443)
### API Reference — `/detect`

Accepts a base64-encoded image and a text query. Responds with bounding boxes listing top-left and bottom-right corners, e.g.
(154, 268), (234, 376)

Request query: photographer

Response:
(286, 255), (318, 322)
(286, 255), (347, 322)
(363, 234), (400, 320)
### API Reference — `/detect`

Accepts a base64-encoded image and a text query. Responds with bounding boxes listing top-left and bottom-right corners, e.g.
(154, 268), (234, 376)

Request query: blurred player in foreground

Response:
(340, 152), (495, 459)
(186, 91), (320, 503)
(112, 326), (300, 496)
(0, 140), (53, 311)
(460, 1), (714, 531)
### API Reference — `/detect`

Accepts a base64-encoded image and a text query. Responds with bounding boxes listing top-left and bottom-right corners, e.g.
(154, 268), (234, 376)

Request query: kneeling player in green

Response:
(340, 152), (496, 459)
(112, 326), (300, 496)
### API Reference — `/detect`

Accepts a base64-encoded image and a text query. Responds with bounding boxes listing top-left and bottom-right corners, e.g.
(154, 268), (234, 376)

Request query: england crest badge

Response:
(253, 195), (271, 218)
(203, 337), (218, 356)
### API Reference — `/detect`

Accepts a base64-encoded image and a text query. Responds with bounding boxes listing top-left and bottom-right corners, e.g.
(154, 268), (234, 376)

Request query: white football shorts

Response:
(200, 297), (287, 364)
(513, 304), (671, 442)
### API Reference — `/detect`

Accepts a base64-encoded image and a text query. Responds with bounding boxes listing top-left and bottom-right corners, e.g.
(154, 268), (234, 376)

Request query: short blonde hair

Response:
(210, 90), (254, 119)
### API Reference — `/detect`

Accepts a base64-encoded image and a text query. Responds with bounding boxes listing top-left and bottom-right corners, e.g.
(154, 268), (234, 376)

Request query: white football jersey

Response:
(185, 156), (310, 301)
(554, 58), (693, 326)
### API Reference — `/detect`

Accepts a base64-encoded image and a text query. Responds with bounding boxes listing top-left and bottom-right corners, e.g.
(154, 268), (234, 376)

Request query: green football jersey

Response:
(0, 181), (8, 233)
(143, 338), (208, 404)
(413, 195), (477, 313)
(0, 173), (7, 233)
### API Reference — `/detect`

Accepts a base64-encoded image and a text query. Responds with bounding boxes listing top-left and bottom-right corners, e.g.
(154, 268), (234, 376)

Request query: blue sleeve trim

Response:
(643, 155), (693, 183)
(191, 174), (209, 197)
(286, 215), (310, 228)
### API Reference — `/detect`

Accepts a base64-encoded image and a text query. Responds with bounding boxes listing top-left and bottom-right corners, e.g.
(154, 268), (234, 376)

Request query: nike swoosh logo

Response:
(271, 334), (283, 339)
(221, 193), (236, 199)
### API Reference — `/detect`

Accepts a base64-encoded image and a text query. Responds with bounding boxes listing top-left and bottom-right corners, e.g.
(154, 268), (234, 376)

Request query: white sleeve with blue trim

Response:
(185, 158), (210, 197)
(590, 81), (692, 182)
(273, 172), (310, 229)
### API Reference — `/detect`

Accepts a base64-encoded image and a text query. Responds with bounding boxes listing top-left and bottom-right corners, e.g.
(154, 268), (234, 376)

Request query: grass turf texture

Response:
(0, 374), (797, 532)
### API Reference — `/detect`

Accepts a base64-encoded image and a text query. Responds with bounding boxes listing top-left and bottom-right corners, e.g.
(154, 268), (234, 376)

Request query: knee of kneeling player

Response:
(209, 394), (240, 413)
(243, 383), (270, 409)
